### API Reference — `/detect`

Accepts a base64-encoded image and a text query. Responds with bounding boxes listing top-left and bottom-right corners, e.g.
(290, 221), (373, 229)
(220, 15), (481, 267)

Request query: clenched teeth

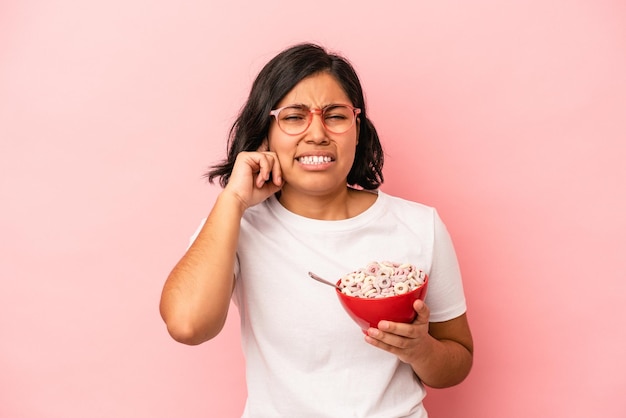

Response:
(298, 155), (332, 164)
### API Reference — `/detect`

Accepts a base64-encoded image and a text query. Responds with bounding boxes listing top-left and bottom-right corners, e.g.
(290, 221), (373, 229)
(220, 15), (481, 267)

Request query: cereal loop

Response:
(393, 282), (409, 294)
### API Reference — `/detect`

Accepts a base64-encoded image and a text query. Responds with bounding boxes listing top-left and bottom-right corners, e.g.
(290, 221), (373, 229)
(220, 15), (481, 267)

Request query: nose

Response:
(305, 110), (329, 143)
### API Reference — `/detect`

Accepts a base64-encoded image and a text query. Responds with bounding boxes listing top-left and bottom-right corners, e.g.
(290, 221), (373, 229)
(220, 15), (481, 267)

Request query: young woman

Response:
(160, 43), (473, 417)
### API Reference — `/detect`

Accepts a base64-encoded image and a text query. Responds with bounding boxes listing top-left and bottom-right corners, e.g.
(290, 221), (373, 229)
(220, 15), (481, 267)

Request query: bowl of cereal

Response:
(335, 261), (428, 333)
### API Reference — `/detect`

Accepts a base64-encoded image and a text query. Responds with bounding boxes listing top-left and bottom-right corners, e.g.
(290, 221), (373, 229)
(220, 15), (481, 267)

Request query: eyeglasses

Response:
(269, 104), (361, 135)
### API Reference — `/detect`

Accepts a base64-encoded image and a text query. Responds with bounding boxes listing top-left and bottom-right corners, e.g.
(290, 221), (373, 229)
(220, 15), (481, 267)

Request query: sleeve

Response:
(424, 210), (468, 322)
(187, 218), (207, 249)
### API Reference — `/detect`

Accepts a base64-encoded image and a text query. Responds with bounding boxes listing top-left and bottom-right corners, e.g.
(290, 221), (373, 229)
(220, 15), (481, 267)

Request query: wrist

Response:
(217, 189), (249, 215)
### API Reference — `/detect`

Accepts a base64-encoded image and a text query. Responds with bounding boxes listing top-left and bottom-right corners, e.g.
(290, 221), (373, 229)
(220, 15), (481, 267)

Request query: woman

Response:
(160, 43), (473, 417)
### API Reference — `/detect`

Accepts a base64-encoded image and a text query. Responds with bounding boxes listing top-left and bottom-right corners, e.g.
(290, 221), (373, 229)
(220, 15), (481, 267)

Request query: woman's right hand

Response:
(223, 147), (283, 209)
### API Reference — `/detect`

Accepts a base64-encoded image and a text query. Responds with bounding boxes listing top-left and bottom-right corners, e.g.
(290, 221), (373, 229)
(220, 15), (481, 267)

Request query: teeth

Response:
(298, 155), (332, 164)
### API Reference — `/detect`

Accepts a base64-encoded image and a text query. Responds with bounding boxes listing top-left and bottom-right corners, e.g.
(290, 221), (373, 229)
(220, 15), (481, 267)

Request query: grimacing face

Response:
(267, 72), (360, 197)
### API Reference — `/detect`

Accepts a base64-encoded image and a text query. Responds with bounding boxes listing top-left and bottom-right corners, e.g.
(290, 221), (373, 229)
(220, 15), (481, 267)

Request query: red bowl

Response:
(335, 274), (428, 333)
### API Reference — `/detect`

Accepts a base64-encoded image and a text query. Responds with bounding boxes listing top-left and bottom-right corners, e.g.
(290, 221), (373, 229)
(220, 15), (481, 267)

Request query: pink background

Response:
(1, 1), (625, 417)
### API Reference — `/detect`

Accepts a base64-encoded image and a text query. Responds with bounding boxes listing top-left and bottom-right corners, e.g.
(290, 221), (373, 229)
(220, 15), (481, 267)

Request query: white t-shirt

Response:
(194, 191), (467, 417)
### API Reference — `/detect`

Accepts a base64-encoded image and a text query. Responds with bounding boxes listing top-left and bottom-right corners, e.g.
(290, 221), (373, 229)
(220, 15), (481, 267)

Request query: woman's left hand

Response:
(364, 299), (432, 365)
(365, 300), (474, 388)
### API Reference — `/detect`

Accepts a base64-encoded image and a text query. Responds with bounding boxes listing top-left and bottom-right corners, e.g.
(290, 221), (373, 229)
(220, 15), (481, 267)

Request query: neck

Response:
(277, 186), (376, 220)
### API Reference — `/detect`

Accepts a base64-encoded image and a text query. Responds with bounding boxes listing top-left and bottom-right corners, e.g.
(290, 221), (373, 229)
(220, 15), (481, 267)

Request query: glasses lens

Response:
(322, 105), (355, 134)
(277, 106), (309, 135)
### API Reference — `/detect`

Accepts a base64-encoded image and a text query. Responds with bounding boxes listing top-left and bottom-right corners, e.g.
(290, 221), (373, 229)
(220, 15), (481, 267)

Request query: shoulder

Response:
(378, 191), (436, 218)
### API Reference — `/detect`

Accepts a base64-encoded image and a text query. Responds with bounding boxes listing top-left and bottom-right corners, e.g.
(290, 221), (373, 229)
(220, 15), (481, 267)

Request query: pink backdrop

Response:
(2, 1), (625, 417)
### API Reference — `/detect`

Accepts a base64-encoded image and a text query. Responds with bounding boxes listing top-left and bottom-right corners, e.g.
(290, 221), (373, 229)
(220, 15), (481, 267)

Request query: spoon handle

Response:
(308, 272), (340, 290)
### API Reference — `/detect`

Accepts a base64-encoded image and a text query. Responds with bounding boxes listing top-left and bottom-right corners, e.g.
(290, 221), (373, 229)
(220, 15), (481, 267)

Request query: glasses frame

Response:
(269, 104), (362, 136)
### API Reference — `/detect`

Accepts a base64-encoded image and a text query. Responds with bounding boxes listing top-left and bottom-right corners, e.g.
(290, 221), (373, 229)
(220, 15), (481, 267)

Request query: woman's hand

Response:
(364, 300), (473, 388)
(224, 145), (283, 209)
(364, 300), (432, 365)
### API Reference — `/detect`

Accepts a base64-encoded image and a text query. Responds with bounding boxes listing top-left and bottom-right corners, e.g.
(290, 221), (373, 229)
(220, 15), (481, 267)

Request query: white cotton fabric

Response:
(192, 191), (467, 417)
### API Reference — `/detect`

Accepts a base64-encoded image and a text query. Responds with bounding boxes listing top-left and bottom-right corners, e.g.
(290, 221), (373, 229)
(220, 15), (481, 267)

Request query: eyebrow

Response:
(285, 103), (308, 108)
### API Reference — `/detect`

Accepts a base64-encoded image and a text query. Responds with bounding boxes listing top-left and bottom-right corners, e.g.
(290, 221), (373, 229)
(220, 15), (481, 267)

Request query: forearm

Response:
(159, 191), (246, 345)
(411, 334), (473, 388)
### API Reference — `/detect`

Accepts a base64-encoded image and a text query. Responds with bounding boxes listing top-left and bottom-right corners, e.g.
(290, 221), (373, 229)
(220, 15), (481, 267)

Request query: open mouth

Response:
(297, 155), (333, 164)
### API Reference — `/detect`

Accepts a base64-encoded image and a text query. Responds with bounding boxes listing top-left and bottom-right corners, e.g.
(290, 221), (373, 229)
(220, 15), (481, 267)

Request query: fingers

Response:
(226, 149), (283, 208)
(364, 300), (431, 354)
(255, 151), (282, 188)
(412, 299), (430, 325)
(370, 300), (430, 336)
(255, 140), (282, 187)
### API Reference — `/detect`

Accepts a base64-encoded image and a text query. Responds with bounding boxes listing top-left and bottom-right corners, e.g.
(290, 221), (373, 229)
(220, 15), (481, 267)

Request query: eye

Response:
(280, 107), (308, 122)
(324, 105), (351, 121)
(325, 113), (348, 120)
(283, 114), (306, 121)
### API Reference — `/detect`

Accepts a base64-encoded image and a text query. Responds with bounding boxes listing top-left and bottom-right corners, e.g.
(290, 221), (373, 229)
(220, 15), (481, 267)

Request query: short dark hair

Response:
(206, 43), (384, 190)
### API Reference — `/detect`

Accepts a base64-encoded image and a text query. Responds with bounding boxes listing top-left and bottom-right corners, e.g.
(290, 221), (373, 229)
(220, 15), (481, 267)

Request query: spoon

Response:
(308, 271), (341, 290)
